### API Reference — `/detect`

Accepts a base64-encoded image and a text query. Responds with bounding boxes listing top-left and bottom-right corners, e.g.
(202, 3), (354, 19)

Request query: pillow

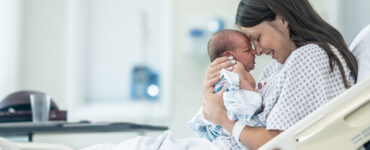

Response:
(349, 24), (370, 82)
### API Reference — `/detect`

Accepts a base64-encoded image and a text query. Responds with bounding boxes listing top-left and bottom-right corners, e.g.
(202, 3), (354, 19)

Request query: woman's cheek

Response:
(260, 38), (272, 50)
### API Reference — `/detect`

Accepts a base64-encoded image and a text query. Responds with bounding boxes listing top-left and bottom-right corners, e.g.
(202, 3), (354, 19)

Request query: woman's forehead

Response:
(241, 27), (258, 37)
(241, 22), (268, 35)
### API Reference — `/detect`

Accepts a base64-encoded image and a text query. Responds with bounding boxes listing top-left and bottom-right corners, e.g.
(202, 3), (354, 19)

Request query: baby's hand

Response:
(233, 62), (255, 91)
(256, 82), (267, 93)
(232, 62), (247, 78)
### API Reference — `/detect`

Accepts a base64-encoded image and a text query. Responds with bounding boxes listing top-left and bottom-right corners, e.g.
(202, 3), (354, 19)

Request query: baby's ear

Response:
(224, 51), (231, 56)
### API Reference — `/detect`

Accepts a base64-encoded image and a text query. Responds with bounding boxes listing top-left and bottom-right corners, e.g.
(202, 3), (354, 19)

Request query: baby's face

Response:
(230, 36), (255, 71)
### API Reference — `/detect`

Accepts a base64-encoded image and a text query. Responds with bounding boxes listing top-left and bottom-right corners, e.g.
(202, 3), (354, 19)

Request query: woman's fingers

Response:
(206, 57), (234, 81)
(208, 60), (234, 73)
(208, 76), (220, 88)
(203, 56), (234, 97)
(203, 76), (219, 95)
(210, 56), (229, 67)
(206, 69), (220, 80)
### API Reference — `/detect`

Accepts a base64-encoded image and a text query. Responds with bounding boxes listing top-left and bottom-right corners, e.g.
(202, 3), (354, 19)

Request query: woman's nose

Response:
(256, 47), (263, 56)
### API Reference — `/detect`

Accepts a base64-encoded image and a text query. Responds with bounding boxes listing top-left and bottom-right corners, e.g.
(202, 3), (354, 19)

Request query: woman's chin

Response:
(276, 59), (284, 64)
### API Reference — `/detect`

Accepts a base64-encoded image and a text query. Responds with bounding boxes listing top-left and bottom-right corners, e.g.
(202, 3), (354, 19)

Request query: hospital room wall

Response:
(12, 0), (240, 139)
(7, 0), (369, 139)
(0, 0), (21, 100)
(17, 0), (68, 108)
(13, 0), (267, 139)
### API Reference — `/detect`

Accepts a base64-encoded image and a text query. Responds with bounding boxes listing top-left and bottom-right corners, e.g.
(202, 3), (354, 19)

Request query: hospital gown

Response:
(256, 43), (355, 130)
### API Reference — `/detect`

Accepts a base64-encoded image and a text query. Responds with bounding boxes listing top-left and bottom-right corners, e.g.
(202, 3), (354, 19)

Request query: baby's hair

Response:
(207, 29), (248, 62)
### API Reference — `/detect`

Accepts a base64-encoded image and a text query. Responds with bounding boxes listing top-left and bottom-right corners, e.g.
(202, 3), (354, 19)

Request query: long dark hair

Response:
(236, 0), (358, 88)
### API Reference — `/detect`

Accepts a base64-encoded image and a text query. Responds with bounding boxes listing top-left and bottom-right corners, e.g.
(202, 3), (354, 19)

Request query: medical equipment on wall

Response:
(130, 65), (160, 101)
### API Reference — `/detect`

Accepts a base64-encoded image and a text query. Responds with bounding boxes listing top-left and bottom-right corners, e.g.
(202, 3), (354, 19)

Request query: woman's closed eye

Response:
(253, 34), (261, 42)
(253, 36), (259, 42)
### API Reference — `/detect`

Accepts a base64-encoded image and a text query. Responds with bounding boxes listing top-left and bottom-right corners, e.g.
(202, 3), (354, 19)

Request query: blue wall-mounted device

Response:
(130, 66), (160, 101)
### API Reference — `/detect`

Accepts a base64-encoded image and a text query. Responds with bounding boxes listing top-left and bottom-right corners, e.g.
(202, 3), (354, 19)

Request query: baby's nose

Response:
(251, 49), (257, 55)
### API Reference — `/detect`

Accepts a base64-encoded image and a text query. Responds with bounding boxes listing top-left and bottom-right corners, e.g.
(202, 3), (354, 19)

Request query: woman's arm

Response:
(219, 118), (281, 150)
(202, 85), (281, 150)
(202, 57), (281, 149)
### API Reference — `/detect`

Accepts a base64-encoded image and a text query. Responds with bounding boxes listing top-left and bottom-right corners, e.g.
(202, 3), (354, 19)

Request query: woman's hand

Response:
(202, 56), (234, 125)
(203, 56), (235, 95)
(202, 84), (228, 125)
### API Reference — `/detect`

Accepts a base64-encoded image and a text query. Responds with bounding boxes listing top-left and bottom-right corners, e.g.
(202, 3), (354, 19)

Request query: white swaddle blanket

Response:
(188, 69), (264, 150)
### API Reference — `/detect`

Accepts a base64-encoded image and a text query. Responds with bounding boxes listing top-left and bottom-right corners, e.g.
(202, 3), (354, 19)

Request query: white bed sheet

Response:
(80, 130), (220, 150)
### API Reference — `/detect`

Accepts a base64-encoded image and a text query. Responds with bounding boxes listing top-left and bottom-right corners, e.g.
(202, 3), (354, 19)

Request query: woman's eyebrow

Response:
(248, 32), (259, 39)
(245, 31), (255, 38)
(246, 34), (255, 40)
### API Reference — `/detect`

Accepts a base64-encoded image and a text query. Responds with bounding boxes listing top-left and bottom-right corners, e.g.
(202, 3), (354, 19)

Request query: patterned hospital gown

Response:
(257, 43), (355, 130)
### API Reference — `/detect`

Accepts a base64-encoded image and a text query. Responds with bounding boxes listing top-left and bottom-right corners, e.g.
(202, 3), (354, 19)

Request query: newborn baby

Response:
(188, 29), (264, 150)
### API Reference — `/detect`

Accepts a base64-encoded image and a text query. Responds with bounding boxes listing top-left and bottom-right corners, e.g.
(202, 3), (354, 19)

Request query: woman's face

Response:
(241, 16), (296, 64)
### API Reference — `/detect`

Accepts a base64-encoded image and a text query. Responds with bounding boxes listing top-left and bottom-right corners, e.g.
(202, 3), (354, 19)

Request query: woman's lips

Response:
(266, 50), (275, 59)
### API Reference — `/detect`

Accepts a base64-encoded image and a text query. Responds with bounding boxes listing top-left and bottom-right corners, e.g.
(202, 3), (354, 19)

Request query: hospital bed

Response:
(259, 76), (370, 150)
(0, 137), (74, 150)
(1, 25), (370, 150)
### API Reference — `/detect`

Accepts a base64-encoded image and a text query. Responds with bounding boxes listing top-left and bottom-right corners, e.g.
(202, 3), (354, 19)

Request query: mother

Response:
(202, 0), (358, 149)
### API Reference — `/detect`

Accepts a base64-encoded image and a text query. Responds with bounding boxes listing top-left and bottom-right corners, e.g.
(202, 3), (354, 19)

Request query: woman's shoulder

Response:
(297, 43), (322, 50)
(293, 43), (327, 58)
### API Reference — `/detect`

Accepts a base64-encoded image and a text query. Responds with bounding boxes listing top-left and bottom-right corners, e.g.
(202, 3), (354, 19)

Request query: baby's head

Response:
(207, 29), (255, 71)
